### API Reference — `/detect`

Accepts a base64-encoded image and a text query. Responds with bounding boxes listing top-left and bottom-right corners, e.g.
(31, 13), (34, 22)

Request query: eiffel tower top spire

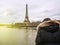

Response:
(24, 4), (30, 23)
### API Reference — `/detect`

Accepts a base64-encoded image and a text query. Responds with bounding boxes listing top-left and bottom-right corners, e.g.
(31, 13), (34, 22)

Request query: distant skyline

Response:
(0, 0), (60, 23)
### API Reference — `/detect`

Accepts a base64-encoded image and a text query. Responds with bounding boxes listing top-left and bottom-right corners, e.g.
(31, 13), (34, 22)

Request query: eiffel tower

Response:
(24, 4), (30, 23)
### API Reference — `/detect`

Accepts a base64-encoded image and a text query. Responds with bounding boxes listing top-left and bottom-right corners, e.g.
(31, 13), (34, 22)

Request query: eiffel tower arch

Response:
(24, 4), (30, 25)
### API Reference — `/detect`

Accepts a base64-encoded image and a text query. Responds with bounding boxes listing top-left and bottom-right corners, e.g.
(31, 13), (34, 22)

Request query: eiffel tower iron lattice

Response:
(24, 4), (30, 23)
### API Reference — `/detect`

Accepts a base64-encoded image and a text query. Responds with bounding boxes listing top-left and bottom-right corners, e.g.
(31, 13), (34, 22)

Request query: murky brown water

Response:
(0, 26), (37, 45)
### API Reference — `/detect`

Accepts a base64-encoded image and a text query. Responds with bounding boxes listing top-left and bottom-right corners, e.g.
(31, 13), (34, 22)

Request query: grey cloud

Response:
(0, 0), (60, 23)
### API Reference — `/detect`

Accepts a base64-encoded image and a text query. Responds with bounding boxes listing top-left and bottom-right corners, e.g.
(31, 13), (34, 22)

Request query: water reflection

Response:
(0, 26), (37, 45)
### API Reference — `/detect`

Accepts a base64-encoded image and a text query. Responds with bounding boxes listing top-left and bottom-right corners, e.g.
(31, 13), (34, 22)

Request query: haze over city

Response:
(0, 0), (60, 23)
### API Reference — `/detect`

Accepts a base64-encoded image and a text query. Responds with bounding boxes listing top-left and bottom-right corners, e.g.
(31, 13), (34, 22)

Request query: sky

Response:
(0, 0), (60, 23)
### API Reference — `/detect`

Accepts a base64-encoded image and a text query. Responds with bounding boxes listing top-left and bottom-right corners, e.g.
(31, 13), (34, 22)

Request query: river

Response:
(0, 26), (37, 45)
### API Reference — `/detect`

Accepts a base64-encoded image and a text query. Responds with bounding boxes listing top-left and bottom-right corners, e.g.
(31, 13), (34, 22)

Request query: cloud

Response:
(52, 15), (60, 20)
(0, 0), (60, 23)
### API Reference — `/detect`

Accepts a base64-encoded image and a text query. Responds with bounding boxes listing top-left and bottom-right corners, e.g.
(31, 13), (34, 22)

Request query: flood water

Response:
(0, 26), (37, 45)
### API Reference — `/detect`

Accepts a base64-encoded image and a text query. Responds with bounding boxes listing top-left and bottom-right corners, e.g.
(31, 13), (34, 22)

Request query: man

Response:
(35, 20), (60, 45)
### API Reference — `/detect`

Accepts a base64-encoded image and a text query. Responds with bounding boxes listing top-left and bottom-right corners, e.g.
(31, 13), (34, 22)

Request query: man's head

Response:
(42, 18), (51, 22)
(37, 20), (60, 33)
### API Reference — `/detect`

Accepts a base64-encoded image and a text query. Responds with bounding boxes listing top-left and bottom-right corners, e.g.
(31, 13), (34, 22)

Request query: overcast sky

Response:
(0, 0), (60, 23)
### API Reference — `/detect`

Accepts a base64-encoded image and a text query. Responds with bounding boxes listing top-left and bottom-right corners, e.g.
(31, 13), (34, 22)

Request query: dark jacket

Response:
(35, 20), (60, 45)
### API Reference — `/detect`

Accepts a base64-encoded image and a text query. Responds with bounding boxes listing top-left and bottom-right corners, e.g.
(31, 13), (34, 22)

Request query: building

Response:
(14, 4), (41, 28)
(24, 4), (30, 23)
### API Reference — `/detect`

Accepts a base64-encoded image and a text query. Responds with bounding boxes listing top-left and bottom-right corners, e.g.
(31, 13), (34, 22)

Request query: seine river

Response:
(0, 26), (37, 45)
